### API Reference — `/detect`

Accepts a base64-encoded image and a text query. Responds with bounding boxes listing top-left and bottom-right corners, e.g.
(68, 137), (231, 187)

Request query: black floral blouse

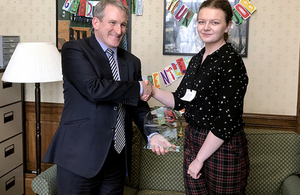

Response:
(173, 43), (248, 141)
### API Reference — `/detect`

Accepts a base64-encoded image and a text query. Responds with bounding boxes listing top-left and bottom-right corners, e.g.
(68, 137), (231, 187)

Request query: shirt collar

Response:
(199, 43), (230, 58)
(95, 36), (117, 56)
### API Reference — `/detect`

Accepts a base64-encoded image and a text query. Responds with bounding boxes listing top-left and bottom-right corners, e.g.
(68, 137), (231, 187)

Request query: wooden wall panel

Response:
(24, 102), (299, 171)
(25, 102), (63, 172)
(243, 113), (298, 131)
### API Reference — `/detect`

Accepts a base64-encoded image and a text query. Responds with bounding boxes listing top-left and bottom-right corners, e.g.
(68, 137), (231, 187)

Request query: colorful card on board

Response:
(70, 0), (80, 14)
(165, 66), (177, 82)
(170, 61), (182, 79)
(171, 1), (183, 15)
(183, 56), (191, 68)
(152, 72), (161, 88)
(234, 3), (250, 20)
(147, 75), (154, 85)
(62, 0), (74, 12)
(181, 9), (195, 27)
(176, 58), (187, 75)
(136, 0), (143, 16)
(85, 1), (93, 18)
(232, 8), (243, 25)
(166, 0), (178, 12)
(131, 0), (136, 14)
(159, 70), (172, 87)
(78, 0), (87, 16)
(174, 4), (189, 21)
(240, 0), (257, 14)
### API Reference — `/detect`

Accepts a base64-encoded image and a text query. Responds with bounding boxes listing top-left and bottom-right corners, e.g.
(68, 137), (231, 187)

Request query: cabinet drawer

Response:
(0, 165), (24, 195)
(2, 43), (18, 49)
(3, 54), (12, 60)
(2, 54), (12, 68)
(0, 134), (23, 177)
(0, 102), (22, 142)
(3, 60), (9, 67)
(3, 48), (15, 55)
(0, 72), (21, 107)
(1, 36), (20, 43)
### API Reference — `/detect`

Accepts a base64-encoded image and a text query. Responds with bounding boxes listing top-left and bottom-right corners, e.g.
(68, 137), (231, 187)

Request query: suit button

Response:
(114, 106), (118, 110)
(111, 128), (115, 132)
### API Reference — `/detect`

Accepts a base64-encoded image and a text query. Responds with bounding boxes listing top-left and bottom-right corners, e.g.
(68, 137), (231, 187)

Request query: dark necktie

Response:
(106, 48), (126, 154)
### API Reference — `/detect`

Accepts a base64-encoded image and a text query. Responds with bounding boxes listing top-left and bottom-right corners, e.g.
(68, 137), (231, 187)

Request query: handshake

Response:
(140, 80), (154, 101)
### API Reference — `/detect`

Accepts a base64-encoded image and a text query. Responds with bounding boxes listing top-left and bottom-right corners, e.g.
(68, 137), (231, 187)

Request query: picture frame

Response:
(163, 0), (249, 57)
(56, 0), (132, 51)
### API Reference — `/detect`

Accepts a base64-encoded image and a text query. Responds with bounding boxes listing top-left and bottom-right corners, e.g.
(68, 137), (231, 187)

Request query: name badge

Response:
(180, 89), (196, 102)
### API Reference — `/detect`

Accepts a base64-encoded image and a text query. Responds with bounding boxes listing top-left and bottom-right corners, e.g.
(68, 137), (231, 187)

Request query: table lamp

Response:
(1, 42), (62, 175)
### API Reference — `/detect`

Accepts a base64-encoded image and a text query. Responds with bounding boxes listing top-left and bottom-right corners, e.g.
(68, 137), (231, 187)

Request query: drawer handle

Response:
(5, 176), (15, 191)
(2, 81), (12, 89)
(4, 111), (14, 123)
(5, 144), (15, 157)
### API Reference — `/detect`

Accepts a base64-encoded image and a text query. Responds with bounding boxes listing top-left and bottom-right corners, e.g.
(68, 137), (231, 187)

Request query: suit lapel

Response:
(88, 35), (112, 77)
(117, 48), (128, 81)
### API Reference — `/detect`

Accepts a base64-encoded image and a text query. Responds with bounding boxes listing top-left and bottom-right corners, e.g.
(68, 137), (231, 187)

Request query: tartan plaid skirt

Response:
(183, 125), (250, 195)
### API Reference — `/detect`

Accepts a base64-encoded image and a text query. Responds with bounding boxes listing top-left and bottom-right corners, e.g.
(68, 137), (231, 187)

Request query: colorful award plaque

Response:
(144, 106), (183, 152)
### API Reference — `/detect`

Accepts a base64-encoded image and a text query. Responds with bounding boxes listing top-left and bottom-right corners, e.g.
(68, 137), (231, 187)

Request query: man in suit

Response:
(43, 0), (172, 194)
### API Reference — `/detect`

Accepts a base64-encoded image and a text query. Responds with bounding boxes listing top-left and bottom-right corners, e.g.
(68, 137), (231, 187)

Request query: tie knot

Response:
(106, 48), (114, 56)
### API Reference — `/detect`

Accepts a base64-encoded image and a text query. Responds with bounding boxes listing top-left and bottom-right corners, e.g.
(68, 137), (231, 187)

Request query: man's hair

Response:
(94, 0), (130, 21)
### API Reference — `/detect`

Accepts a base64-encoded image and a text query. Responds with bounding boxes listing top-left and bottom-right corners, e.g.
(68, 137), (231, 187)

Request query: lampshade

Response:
(2, 42), (62, 83)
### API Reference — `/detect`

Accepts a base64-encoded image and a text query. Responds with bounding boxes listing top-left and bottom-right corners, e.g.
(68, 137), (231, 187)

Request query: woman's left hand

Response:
(187, 158), (203, 179)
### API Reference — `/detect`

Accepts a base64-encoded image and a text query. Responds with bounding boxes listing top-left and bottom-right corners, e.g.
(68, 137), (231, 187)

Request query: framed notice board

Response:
(163, 0), (249, 57)
(56, 0), (132, 51)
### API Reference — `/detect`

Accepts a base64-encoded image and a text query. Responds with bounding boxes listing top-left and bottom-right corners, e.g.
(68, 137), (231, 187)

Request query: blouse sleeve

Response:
(210, 54), (248, 141)
(172, 56), (197, 111)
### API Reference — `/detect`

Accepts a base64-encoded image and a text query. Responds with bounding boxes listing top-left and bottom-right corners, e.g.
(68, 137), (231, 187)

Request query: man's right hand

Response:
(140, 80), (153, 101)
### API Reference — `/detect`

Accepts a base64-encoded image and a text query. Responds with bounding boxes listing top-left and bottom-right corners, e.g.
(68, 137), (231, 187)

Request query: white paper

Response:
(180, 89), (196, 102)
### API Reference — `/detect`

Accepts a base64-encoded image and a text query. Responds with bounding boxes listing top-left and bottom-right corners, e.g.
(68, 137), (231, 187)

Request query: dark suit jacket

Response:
(43, 35), (154, 178)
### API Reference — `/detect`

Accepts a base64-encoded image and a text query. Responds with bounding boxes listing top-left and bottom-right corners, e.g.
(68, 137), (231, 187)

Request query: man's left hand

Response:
(149, 134), (174, 155)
